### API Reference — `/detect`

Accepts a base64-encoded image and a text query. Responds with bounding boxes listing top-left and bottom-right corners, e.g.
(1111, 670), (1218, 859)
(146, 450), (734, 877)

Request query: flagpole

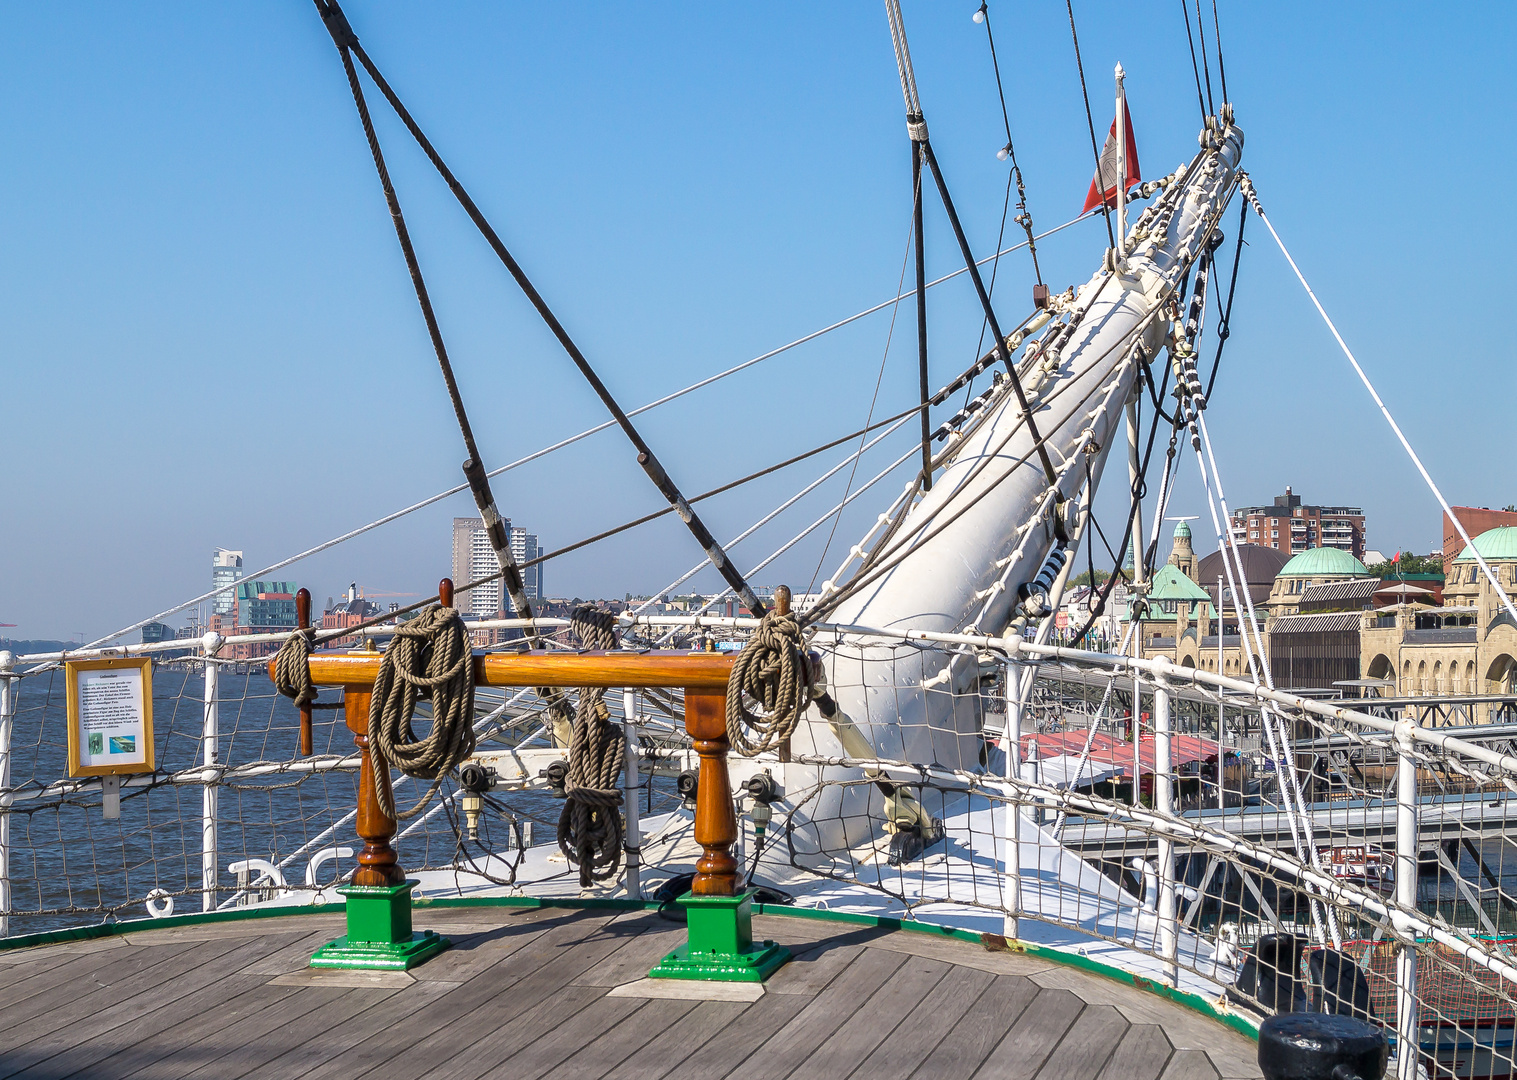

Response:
(1115, 63), (1127, 258)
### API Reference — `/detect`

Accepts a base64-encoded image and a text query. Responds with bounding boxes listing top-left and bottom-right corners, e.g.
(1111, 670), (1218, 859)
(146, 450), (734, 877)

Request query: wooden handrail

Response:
(269, 583), (741, 896)
(288, 650), (734, 691)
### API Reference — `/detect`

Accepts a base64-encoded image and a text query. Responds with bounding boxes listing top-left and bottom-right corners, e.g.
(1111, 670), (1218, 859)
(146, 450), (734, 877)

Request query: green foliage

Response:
(1365, 553), (1445, 579)
(1070, 568), (1130, 588)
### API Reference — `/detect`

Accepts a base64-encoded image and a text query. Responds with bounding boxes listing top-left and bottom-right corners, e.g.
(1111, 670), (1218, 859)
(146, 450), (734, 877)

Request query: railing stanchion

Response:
(622, 687), (641, 899)
(0, 650), (15, 938)
(1154, 670), (1178, 985)
(1394, 719), (1421, 1080)
(647, 674), (788, 981)
(201, 632), (223, 912)
(1003, 657), (1022, 939)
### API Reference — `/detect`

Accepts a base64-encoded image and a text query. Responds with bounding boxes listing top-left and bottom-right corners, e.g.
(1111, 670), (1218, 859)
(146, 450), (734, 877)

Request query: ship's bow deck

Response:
(0, 906), (1261, 1080)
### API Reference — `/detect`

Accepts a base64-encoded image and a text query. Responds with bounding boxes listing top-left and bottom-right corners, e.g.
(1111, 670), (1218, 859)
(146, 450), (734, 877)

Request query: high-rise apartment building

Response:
(452, 518), (544, 618)
(1228, 487), (1366, 560)
(212, 549), (244, 616)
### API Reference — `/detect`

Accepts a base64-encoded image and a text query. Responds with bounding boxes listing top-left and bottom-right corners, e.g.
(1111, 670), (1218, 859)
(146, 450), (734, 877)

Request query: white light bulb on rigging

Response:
(996, 145), (1010, 162)
(973, 7), (985, 23)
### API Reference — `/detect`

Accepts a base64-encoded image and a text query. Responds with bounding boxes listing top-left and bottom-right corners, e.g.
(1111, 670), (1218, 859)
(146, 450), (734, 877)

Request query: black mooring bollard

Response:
(1258, 1013), (1389, 1080)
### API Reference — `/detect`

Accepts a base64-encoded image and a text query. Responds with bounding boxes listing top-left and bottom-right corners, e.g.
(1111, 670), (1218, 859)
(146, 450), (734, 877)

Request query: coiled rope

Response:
(367, 604), (476, 820)
(271, 631), (344, 715)
(726, 603), (807, 757)
(557, 608), (626, 887)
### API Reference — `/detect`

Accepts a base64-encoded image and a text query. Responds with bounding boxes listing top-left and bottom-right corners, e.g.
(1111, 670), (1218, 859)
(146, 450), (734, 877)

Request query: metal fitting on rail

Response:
(459, 762), (498, 841)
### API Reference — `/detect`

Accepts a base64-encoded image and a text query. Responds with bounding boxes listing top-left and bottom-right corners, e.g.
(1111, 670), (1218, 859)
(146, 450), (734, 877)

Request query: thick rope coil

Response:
(271, 630), (344, 712)
(726, 609), (806, 757)
(368, 604), (476, 820)
(557, 608), (625, 888)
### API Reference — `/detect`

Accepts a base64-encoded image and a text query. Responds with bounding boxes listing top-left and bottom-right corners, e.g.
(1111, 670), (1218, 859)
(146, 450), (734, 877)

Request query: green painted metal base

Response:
(648, 890), (791, 983)
(309, 880), (450, 971)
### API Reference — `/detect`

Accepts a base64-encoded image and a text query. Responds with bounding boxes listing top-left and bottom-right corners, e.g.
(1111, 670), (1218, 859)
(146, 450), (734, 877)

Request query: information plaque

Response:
(65, 657), (155, 778)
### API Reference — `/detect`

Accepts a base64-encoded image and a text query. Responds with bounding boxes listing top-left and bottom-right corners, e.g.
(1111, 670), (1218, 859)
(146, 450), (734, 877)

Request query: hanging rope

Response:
(557, 608), (626, 888)
(368, 604), (476, 820)
(271, 630), (344, 713)
(727, 603), (807, 757)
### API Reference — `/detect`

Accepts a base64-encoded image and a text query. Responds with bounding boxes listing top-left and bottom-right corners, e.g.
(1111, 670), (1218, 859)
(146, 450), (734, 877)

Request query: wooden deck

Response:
(0, 906), (1262, 1080)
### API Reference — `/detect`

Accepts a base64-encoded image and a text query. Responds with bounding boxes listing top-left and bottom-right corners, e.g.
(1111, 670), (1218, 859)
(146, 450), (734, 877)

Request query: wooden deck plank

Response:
(125, 987), (356, 1080)
(656, 995), (812, 1080)
(489, 997), (691, 1080)
(0, 936), (195, 1016)
(516, 997), (697, 1080)
(973, 988), (1085, 1079)
(571, 917), (687, 988)
(786, 954), (949, 1080)
(0, 934), (268, 1056)
(237, 926), (358, 977)
(15, 975), (285, 1080)
(1032, 1003), (1129, 1080)
(235, 980), (459, 1080)
(1160, 1049), (1223, 1080)
(1095, 1024), (1174, 1080)
(178, 988), (406, 1080)
(909, 975), (1041, 1080)
(843, 963), (996, 1080)
(333, 914), (648, 1080)
(740, 946), (907, 1080)
(599, 1001), (760, 1080)
(1025, 967), (1260, 1077)
(412, 984), (609, 1080)
(0, 910), (1264, 1080)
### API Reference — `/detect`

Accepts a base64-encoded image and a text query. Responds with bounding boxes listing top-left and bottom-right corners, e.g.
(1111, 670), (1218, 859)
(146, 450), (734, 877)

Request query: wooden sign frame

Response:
(65, 657), (156, 778)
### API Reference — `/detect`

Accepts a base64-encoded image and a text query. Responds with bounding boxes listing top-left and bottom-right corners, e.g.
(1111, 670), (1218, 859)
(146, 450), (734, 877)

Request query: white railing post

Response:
(622, 688), (642, 899)
(201, 633), (223, 912)
(1154, 669), (1178, 984)
(1394, 719), (1421, 1080)
(0, 650), (14, 938)
(1003, 658), (1021, 939)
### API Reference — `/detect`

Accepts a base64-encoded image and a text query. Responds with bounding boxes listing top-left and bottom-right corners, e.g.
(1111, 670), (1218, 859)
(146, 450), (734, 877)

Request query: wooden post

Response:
(687, 690), (738, 896)
(648, 585), (791, 982)
(345, 686), (404, 887)
(296, 588), (313, 756)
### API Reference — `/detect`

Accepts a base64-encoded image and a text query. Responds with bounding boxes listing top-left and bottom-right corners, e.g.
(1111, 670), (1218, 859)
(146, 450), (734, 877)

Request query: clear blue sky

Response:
(2, 3), (1513, 641)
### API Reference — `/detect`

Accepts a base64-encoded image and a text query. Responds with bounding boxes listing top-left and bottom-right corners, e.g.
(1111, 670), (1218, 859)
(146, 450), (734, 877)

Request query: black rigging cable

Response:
(978, 1), (1042, 285)
(1180, 0), (1208, 124)
(312, 0), (768, 617)
(1064, 0), (1116, 249)
(1211, 0), (1230, 105)
(1194, 0), (1216, 117)
(1205, 199), (1247, 401)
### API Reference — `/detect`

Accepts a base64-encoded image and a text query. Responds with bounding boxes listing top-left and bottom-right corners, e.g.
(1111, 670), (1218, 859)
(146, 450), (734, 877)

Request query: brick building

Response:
(1229, 487), (1366, 561)
(1443, 506), (1517, 574)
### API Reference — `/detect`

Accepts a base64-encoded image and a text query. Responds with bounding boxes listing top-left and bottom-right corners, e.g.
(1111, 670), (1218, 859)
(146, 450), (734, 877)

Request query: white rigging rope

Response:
(1242, 175), (1517, 631)
(68, 217), (1095, 658)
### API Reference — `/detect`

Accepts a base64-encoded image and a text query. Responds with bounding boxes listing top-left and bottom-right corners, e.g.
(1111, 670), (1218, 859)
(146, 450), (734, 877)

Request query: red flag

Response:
(1392, 551), (1401, 563)
(1084, 93), (1141, 213)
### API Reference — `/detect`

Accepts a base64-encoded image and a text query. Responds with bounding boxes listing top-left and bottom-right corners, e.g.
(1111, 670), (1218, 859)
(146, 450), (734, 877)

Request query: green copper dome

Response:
(1278, 546), (1368, 577)
(1173, 520), (1192, 539)
(1454, 526), (1517, 562)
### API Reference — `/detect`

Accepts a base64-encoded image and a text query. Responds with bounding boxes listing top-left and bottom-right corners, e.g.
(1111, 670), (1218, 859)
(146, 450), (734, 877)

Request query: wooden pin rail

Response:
(270, 579), (741, 896)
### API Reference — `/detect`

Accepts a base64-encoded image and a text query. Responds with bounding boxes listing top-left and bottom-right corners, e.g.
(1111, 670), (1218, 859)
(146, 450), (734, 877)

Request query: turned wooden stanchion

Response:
(687, 689), (739, 896)
(301, 581), (453, 970)
(647, 586), (792, 983)
(295, 589), (313, 757)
